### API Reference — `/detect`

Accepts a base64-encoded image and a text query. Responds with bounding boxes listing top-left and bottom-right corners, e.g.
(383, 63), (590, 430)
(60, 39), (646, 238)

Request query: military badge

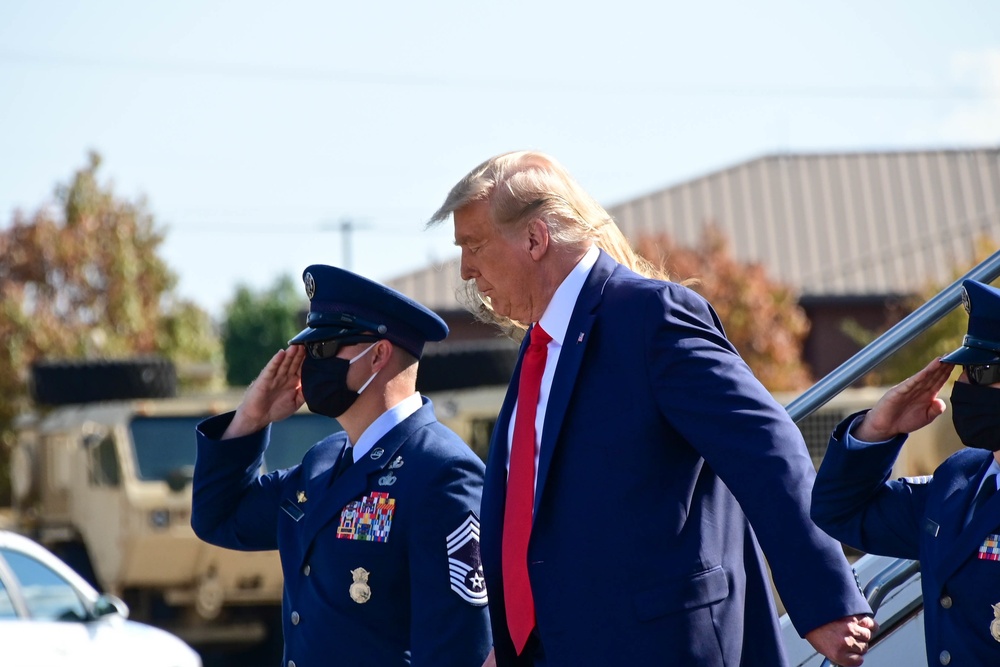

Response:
(446, 513), (488, 606)
(991, 603), (1000, 642)
(349, 567), (371, 604)
(379, 471), (397, 486)
(389, 456), (404, 469)
(296, 490), (307, 503)
(370, 447), (384, 460)
(979, 534), (1000, 561)
(304, 272), (316, 299)
(337, 492), (396, 542)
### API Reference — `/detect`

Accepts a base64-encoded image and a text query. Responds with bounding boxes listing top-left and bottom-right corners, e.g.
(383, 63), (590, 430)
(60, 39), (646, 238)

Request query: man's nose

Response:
(460, 250), (477, 281)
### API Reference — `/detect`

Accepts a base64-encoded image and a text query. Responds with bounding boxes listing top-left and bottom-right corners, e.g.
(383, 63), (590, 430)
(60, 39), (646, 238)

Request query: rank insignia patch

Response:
(979, 534), (1000, 561)
(446, 513), (488, 606)
(337, 492), (396, 542)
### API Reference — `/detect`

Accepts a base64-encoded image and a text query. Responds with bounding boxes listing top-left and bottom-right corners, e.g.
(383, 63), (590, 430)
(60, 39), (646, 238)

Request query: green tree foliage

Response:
(635, 225), (813, 392)
(0, 152), (222, 504)
(842, 237), (997, 386)
(222, 275), (306, 387)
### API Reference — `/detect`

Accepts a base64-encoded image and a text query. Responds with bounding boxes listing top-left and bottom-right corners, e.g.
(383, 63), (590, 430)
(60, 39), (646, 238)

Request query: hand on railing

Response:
(819, 558), (921, 667)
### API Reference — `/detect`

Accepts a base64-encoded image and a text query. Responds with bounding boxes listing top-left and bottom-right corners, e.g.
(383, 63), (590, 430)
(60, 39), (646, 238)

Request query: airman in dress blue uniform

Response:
(813, 279), (1000, 666)
(191, 265), (492, 667)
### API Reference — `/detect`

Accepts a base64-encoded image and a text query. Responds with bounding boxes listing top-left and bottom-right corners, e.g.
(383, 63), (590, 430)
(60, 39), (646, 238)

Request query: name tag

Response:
(281, 498), (305, 522)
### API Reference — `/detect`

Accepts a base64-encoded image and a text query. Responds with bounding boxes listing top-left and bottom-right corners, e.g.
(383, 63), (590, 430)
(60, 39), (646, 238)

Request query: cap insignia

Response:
(304, 272), (316, 299)
(962, 286), (971, 314)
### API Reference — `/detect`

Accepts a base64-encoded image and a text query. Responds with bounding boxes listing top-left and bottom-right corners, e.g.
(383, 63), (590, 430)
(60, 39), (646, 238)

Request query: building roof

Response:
(388, 148), (1000, 310)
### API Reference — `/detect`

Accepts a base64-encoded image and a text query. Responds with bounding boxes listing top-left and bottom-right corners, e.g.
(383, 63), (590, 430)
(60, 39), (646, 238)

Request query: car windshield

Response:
(130, 413), (341, 480)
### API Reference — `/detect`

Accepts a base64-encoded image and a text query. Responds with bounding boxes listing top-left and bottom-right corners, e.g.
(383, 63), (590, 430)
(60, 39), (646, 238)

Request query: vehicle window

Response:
(264, 414), (340, 472)
(0, 549), (87, 621)
(88, 433), (121, 487)
(130, 416), (201, 482)
(129, 414), (339, 478)
(0, 576), (17, 619)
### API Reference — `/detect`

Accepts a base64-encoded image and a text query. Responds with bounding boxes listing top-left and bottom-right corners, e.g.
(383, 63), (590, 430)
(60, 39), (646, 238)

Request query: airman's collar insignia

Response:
(370, 447), (384, 460)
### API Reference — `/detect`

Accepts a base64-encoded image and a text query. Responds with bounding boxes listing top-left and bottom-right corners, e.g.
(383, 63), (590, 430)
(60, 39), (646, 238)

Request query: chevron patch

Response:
(446, 513), (487, 606)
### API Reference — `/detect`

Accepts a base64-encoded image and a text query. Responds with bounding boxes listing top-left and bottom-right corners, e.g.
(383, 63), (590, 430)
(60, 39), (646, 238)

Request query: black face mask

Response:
(300, 343), (378, 419)
(950, 381), (1000, 452)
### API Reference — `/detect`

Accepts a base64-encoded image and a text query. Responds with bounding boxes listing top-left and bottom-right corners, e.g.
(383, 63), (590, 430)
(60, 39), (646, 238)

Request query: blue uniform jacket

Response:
(192, 398), (492, 667)
(482, 251), (870, 667)
(812, 411), (1000, 666)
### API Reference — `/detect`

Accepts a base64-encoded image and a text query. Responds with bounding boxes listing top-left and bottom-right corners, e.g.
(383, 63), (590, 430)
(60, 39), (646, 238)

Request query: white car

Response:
(0, 530), (202, 667)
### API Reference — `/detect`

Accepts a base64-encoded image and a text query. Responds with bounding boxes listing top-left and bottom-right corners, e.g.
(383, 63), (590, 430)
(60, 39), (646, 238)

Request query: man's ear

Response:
(525, 217), (550, 260)
(370, 339), (393, 372)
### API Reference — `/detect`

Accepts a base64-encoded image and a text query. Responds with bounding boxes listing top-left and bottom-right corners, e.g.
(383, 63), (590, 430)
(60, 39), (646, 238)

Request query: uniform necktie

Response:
(971, 473), (998, 522)
(332, 446), (354, 483)
(502, 324), (551, 655)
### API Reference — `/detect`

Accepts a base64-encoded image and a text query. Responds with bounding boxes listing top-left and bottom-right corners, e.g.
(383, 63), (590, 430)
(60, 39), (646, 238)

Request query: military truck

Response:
(8, 358), (337, 657)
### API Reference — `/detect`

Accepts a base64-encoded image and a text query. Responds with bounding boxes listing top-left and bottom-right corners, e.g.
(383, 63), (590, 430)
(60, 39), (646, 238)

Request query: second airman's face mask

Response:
(300, 342), (379, 419)
(950, 380), (1000, 452)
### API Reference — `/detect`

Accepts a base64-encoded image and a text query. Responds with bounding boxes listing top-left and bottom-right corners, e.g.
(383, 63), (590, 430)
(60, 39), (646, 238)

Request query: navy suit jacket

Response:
(813, 411), (1000, 666)
(481, 251), (869, 667)
(192, 399), (492, 667)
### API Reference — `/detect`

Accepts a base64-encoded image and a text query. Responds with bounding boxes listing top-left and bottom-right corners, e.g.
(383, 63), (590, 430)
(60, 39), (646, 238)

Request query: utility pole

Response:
(322, 217), (369, 270)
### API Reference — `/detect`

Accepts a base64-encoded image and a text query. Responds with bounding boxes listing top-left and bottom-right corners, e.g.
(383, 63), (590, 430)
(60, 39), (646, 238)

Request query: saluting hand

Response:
(853, 358), (954, 443)
(223, 346), (306, 439)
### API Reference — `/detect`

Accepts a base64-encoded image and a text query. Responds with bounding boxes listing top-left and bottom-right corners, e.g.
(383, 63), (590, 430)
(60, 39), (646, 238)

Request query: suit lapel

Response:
(532, 251), (616, 518)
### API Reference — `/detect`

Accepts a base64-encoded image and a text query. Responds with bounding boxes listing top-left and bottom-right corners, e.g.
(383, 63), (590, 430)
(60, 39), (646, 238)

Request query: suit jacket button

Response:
(303, 564), (311, 576)
(939, 650), (951, 665)
(291, 611), (301, 625)
(288, 661), (297, 667)
(939, 595), (952, 609)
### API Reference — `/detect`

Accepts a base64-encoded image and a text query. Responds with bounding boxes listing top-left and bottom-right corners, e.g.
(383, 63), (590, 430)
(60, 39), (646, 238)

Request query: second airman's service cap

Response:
(287, 264), (448, 359)
(941, 279), (1000, 366)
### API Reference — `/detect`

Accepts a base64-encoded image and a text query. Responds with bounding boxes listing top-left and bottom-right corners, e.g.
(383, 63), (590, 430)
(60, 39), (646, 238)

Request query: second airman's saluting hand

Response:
(853, 358), (954, 443)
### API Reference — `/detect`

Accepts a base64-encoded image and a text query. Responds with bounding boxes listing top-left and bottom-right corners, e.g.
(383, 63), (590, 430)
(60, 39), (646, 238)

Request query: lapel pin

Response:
(296, 491), (307, 504)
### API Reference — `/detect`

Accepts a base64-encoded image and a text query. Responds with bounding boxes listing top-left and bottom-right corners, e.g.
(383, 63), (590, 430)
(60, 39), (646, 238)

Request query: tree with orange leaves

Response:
(635, 224), (812, 392)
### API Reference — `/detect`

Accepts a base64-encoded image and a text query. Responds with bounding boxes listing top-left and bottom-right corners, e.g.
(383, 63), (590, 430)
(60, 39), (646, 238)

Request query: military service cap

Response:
(941, 279), (1000, 366)
(288, 264), (448, 358)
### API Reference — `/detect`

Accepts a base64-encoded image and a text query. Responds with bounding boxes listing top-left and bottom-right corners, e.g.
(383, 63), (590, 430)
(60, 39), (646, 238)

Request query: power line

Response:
(0, 49), (994, 100)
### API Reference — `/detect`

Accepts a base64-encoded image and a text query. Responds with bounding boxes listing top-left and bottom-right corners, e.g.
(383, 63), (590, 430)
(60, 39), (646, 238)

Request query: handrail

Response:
(786, 249), (1000, 423)
(819, 558), (922, 667)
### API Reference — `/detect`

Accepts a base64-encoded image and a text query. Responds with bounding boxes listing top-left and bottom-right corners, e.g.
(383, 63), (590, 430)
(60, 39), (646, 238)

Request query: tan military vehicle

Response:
(9, 359), (338, 659)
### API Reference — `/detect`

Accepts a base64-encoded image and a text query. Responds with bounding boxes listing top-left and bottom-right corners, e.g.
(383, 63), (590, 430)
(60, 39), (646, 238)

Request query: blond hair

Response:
(428, 151), (670, 334)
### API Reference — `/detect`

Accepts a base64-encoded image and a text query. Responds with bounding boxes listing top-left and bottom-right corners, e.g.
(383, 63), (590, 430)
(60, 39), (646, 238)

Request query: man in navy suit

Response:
(428, 151), (873, 667)
(813, 279), (1000, 666)
(191, 265), (492, 667)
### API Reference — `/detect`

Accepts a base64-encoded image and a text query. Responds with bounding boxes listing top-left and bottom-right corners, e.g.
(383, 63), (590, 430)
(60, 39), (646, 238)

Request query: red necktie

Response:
(502, 324), (551, 654)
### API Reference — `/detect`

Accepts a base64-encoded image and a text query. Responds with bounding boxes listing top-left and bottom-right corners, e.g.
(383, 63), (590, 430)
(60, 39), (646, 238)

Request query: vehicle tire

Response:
(30, 357), (178, 406)
(49, 540), (102, 590)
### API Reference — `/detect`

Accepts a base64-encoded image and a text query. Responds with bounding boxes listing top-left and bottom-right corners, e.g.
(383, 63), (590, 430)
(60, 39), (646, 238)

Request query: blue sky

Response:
(1, 1), (998, 317)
